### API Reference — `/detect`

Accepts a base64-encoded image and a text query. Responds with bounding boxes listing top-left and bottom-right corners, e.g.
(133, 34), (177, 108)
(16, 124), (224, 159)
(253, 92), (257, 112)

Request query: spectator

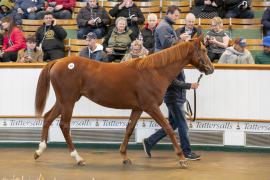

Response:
(255, 36), (270, 64)
(191, 0), (223, 19)
(204, 17), (230, 62)
(121, 39), (148, 61)
(15, 0), (45, 20)
(109, 0), (145, 38)
(76, 0), (110, 39)
(36, 0), (75, 19)
(36, 12), (67, 61)
(218, 38), (254, 64)
(79, 32), (107, 62)
(0, 0), (22, 25)
(224, 0), (254, 19)
(17, 35), (43, 63)
(141, 13), (158, 54)
(262, 8), (270, 36)
(103, 17), (136, 62)
(0, 16), (26, 62)
(176, 13), (202, 42)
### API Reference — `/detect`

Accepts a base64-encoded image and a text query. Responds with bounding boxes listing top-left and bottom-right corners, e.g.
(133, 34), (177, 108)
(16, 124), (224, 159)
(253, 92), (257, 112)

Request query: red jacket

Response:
(47, 0), (75, 10)
(3, 27), (26, 52)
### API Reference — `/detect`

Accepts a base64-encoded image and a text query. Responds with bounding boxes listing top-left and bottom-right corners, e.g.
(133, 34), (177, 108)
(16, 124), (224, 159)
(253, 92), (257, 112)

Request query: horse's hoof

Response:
(77, 160), (86, 166)
(34, 152), (40, 160)
(123, 159), (132, 165)
(179, 160), (188, 169)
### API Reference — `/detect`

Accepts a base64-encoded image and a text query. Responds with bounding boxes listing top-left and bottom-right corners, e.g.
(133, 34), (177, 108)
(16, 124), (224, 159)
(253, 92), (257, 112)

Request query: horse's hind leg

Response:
(120, 110), (142, 165)
(145, 106), (188, 168)
(59, 103), (86, 166)
(34, 102), (61, 160)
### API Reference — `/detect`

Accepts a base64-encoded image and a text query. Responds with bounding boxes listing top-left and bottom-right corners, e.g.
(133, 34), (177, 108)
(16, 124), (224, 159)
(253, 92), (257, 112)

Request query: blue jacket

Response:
(15, 0), (45, 12)
(79, 44), (108, 62)
(154, 16), (178, 52)
(164, 71), (191, 104)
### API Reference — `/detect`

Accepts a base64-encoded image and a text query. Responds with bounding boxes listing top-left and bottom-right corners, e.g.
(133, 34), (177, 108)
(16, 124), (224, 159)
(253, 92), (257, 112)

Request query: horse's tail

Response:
(35, 61), (57, 118)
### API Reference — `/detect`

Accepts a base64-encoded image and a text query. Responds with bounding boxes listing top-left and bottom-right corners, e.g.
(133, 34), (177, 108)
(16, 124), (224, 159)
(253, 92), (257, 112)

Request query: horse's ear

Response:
(195, 33), (204, 49)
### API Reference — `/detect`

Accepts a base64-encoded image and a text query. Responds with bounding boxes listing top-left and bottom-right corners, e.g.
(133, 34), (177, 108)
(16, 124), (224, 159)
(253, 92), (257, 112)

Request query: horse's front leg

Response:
(120, 110), (142, 165)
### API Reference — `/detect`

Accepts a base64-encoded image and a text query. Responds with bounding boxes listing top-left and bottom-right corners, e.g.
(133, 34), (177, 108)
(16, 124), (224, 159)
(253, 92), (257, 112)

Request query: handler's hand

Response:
(191, 83), (199, 89)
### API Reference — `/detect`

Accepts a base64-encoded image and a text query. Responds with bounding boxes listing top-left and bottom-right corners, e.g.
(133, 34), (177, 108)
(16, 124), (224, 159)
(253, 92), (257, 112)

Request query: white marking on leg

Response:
(35, 141), (46, 156)
(70, 150), (83, 163)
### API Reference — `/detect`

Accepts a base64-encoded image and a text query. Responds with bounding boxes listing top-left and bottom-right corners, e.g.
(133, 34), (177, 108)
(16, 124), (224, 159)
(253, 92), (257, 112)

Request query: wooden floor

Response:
(0, 148), (269, 180)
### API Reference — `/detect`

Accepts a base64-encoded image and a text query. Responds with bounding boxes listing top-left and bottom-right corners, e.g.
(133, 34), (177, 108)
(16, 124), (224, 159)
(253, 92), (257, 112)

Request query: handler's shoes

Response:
(185, 152), (201, 160)
(142, 138), (152, 158)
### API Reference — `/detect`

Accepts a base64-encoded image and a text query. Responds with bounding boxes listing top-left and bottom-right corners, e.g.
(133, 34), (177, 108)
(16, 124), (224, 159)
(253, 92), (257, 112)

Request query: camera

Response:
(48, 2), (57, 7)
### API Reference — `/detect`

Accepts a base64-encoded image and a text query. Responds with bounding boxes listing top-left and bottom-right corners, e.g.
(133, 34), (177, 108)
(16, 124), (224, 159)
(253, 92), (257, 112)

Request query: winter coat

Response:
(218, 46), (254, 64)
(262, 8), (270, 34)
(79, 44), (107, 62)
(17, 48), (44, 62)
(3, 27), (26, 52)
(47, 0), (75, 10)
(154, 16), (178, 52)
(36, 24), (67, 51)
(0, 0), (22, 25)
(141, 23), (157, 53)
(175, 26), (202, 38)
(15, 0), (45, 12)
(76, 4), (110, 28)
(224, 0), (251, 10)
(164, 70), (191, 104)
(109, 3), (144, 38)
(121, 47), (148, 61)
(255, 52), (270, 64)
(206, 29), (229, 54)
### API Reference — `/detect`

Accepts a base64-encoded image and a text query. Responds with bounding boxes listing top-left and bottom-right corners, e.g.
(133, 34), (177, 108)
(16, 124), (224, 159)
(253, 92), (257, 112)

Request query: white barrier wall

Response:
(0, 66), (270, 147)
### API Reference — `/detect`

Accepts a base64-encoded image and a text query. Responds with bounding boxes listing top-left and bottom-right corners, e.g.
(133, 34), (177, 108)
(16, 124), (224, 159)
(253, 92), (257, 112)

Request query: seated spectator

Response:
(255, 36), (270, 64)
(121, 39), (148, 61)
(0, 16), (26, 62)
(109, 0), (145, 38)
(191, 0), (223, 19)
(76, 0), (110, 39)
(36, 12), (67, 61)
(79, 32), (107, 62)
(262, 8), (270, 36)
(218, 38), (254, 64)
(103, 17), (136, 62)
(36, 0), (75, 19)
(224, 0), (254, 19)
(17, 35), (43, 63)
(176, 13), (202, 42)
(15, 0), (45, 20)
(141, 13), (158, 54)
(204, 17), (230, 62)
(0, 0), (22, 25)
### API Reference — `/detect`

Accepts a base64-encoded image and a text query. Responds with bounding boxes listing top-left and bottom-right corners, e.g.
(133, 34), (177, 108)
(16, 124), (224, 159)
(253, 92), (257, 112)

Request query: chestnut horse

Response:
(34, 37), (214, 168)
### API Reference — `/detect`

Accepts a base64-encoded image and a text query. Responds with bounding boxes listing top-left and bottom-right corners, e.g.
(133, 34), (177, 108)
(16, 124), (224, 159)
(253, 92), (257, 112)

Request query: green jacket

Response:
(255, 52), (270, 64)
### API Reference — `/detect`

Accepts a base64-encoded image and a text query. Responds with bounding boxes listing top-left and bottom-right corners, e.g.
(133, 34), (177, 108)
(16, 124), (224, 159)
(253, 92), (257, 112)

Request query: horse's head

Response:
(190, 35), (214, 75)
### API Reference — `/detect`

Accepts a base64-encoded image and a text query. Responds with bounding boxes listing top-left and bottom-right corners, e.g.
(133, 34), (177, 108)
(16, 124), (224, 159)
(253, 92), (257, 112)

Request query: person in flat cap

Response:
(218, 37), (254, 64)
(255, 36), (270, 64)
(79, 32), (107, 62)
(17, 35), (43, 62)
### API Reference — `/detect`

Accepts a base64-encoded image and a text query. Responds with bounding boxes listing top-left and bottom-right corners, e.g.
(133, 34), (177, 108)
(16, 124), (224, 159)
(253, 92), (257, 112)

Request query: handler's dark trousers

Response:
(147, 102), (192, 155)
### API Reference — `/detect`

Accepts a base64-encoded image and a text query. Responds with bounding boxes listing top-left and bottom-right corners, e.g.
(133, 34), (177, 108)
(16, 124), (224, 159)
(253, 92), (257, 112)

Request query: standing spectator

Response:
(0, 16), (26, 62)
(36, 12), (67, 61)
(204, 17), (230, 62)
(0, 0), (22, 25)
(176, 13), (202, 42)
(79, 32), (107, 62)
(17, 35), (43, 63)
(76, 0), (110, 39)
(191, 0), (223, 19)
(224, 0), (254, 19)
(142, 5), (201, 161)
(255, 36), (270, 64)
(36, 0), (75, 19)
(218, 38), (254, 64)
(15, 0), (45, 20)
(121, 39), (148, 61)
(109, 0), (145, 38)
(262, 8), (270, 36)
(102, 17), (136, 62)
(141, 13), (158, 54)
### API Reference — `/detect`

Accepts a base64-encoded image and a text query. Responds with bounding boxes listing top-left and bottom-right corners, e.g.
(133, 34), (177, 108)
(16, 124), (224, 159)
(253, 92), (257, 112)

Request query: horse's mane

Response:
(122, 41), (193, 70)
